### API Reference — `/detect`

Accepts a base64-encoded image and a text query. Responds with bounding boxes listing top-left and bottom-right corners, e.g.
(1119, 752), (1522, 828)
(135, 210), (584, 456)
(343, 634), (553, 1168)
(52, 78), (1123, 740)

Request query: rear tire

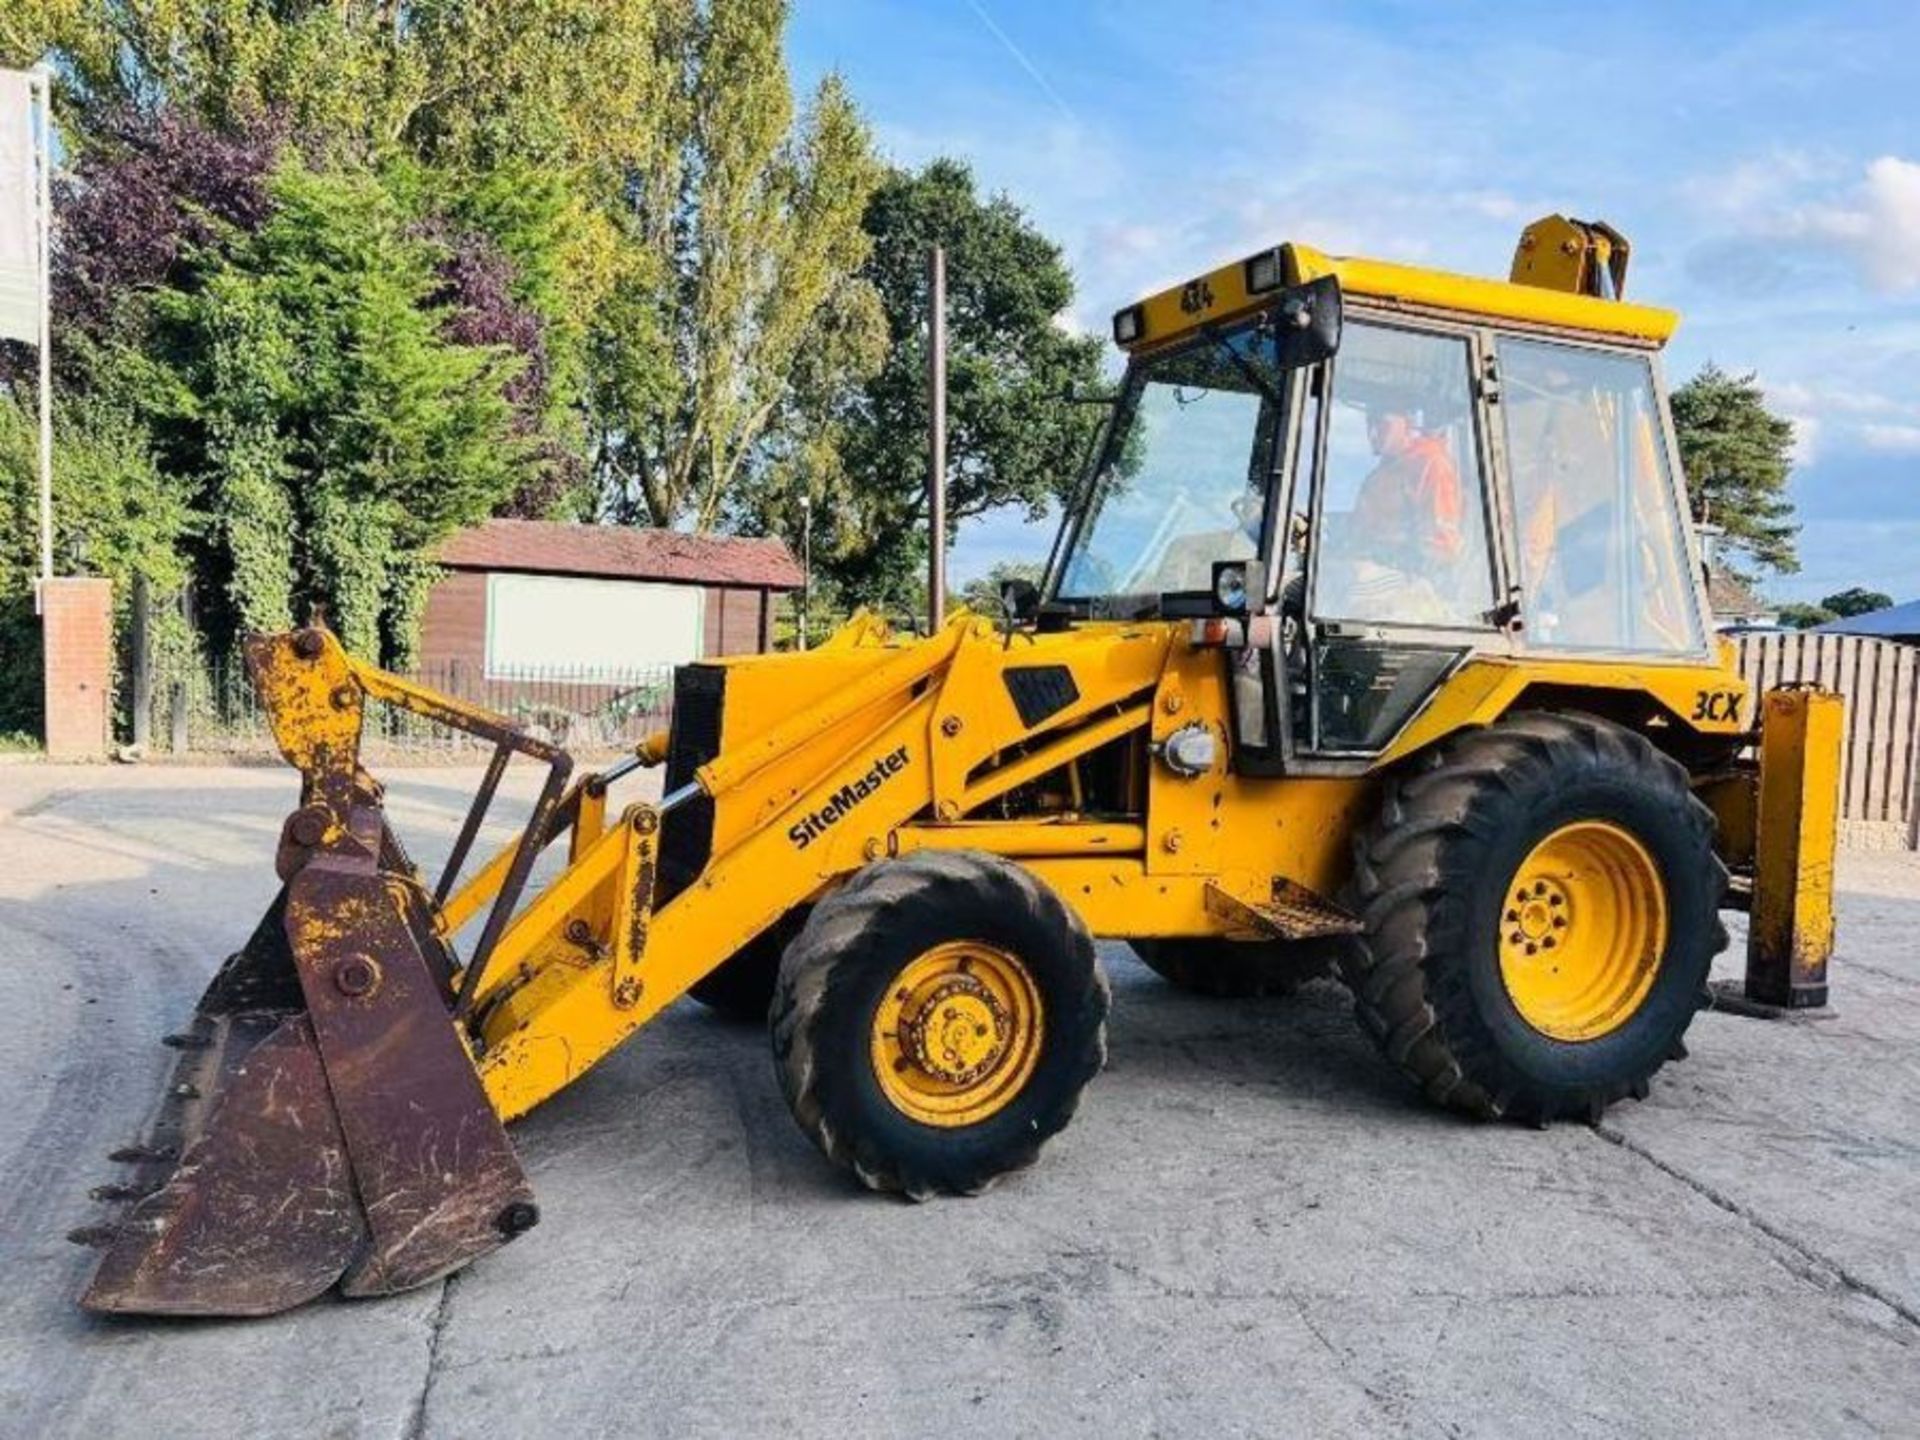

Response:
(1340, 712), (1726, 1123)
(771, 851), (1108, 1198)
(1129, 939), (1332, 998)
(687, 909), (809, 1023)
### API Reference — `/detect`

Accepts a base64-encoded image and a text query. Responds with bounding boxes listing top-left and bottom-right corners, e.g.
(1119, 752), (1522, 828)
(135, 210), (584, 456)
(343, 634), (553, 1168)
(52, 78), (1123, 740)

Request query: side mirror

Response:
(1273, 276), (1341, 370)
(1000, 578), (1040, 622)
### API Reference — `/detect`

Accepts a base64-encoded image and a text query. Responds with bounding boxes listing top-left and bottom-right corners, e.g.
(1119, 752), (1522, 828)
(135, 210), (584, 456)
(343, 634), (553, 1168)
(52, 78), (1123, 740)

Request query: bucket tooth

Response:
(108, 1144), (177, 1164)
(89, 1181), (160, 1203)
(161, 1032), (211, 1050)
(68, 1225), (117, 1248)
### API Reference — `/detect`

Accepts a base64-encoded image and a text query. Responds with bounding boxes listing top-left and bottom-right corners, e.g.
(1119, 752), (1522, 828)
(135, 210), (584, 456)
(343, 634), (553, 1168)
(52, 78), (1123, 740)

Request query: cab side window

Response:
(1310, 322), (1496, 629)
(1496, 339), (1705, 654)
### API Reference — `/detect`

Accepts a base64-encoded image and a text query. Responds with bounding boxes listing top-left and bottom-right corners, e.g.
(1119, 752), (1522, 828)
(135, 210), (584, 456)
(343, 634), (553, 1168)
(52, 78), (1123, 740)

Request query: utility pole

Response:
(927, 245), (947, 633)
(33, 68), (51, 605)
(798, 493), (812, 651)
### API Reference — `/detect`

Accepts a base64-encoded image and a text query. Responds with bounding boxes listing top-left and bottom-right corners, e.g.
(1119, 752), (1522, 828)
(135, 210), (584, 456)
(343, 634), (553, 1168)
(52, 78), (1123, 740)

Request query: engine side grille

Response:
(659, 664), (725, 904)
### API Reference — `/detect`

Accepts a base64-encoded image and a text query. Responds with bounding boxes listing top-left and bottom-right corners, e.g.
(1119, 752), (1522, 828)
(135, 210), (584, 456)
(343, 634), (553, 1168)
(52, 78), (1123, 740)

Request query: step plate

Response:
(1204, 878), (1366, 941)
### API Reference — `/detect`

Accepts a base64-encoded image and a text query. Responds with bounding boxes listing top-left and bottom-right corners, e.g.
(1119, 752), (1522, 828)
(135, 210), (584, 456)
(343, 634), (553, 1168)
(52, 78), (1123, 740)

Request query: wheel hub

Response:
(1497, 821), (1669, 1042)
(870, 941), (1044, 1127)
(1507, 876), (1570, 952)
(900, 977), (1010, 1086)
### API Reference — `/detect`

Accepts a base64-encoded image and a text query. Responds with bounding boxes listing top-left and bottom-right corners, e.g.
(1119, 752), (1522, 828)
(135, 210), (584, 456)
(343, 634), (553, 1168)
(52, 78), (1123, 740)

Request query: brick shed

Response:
(420, 519), (802, 679)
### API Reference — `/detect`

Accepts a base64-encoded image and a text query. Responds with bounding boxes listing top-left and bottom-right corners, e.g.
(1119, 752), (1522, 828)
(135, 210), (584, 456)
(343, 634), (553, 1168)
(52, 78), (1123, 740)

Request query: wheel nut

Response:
(330, 684), (357, 711)
(1525, 942), (1538, 956)
(335, 956), (379, 997)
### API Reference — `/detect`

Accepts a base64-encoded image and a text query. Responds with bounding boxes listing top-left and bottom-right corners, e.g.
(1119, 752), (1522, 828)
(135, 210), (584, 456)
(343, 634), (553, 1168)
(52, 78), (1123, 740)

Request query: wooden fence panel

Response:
(1736, 632), (1919, 847)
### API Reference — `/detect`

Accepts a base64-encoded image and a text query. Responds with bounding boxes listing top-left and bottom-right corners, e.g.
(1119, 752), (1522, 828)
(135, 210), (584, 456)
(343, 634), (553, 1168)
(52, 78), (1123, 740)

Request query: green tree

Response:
(592, 1), (887, 535)
(1821, 586), (1893, 618)
(0, 389), (193, 731)
(5, 0), (421, 158)
(1776, 602), (1836, 630)
(1670, 363), (1798, 580)
(5, 0), (888, 689)
(811, 159), (1104, 607)
(151, 157), (527, 662)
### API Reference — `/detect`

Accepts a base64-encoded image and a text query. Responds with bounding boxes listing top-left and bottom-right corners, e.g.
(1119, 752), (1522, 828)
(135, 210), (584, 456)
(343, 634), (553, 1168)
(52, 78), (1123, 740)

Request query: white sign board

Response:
(0, 68), (40, 344)
(485, 573), (706, 678)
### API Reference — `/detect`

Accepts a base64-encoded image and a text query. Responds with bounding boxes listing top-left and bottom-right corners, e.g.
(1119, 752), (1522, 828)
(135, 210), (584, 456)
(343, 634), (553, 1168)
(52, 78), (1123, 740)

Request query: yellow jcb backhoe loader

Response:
(72, 217), (1841, 1317)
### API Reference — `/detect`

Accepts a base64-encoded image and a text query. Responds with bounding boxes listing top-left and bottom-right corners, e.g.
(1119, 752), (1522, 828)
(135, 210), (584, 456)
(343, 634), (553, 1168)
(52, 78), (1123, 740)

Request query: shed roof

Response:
(1707, 571), (1772, 620)
(436, 519), (803, 590)
(1811, 598), (1920, 640)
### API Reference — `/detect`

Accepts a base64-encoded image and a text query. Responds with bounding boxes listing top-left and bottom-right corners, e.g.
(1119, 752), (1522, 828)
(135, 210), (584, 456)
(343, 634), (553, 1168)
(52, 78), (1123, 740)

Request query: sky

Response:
(787, 0), (1920, 605)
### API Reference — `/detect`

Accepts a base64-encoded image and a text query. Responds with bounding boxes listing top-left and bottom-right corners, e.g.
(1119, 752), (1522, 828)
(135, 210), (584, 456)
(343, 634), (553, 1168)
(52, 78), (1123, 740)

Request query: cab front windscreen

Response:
(1055, 325), (1280, 618)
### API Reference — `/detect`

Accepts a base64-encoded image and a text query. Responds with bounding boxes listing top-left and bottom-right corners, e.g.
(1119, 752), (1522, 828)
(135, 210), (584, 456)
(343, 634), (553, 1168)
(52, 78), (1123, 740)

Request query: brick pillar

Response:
(40, 577), (114, 760)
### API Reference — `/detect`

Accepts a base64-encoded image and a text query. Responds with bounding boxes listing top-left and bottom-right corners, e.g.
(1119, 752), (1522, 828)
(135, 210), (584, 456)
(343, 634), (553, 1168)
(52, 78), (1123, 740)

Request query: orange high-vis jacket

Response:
(1354, 435), (1464, 564)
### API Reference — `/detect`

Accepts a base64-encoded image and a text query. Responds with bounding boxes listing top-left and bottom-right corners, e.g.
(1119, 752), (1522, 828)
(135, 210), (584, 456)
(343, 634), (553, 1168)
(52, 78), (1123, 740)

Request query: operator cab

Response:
(1042, 231), (1712, 776)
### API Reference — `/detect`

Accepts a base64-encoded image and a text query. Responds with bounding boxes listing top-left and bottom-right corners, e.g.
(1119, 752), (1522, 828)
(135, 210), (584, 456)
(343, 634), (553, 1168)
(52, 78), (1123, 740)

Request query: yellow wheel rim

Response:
(870, 941), (1044, 1127)
(1497, 821), (1668, 1042)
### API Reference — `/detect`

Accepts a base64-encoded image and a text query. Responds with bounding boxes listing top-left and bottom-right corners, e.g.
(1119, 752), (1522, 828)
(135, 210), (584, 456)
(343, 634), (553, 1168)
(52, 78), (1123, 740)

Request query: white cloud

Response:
(1681, 153), (1920, 297)
(1758, 379), (1920, 465)
(1786, 411), (1822, 467)
(1791, 156), (1920, 293)
(1683, 149), (1828, 220)
(1860, 422), (1920, 455)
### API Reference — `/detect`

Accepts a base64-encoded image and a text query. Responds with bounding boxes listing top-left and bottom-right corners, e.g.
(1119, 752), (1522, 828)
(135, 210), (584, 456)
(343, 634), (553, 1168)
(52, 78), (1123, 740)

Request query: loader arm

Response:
(465, 618), (1180, 1119)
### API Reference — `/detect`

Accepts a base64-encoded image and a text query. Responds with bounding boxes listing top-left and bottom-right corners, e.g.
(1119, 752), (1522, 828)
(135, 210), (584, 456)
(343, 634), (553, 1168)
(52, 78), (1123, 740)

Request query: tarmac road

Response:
(2, 762), (1917, 1439)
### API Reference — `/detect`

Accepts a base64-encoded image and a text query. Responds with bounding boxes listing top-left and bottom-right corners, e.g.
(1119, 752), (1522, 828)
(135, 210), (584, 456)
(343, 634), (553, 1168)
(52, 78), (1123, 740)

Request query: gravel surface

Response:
(2, 763), (1916, 1439)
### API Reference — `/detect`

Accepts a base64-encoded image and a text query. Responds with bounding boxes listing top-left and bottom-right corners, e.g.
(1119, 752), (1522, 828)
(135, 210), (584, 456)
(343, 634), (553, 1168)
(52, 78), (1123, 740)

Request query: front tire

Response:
(1341, 712), (1726, 1123)
(771, 851), (1108, 1198)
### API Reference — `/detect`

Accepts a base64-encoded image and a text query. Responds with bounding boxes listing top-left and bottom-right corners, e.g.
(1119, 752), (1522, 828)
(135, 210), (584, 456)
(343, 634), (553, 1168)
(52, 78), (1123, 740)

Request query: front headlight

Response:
(1212, 560), (1249, 615)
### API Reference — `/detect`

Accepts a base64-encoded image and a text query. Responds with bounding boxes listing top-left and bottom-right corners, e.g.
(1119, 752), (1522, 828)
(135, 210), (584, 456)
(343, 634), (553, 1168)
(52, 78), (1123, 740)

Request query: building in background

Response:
(1706, 571), (1778, 630)
(420, 519), (802, 681)
(1811, 598), (1920, 646)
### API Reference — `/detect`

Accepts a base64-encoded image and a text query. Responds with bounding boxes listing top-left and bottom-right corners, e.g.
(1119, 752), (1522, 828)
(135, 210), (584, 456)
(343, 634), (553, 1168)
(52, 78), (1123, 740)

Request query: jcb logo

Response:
(1691, 690), (1741, 724)
(1179, 279), (1215, 315)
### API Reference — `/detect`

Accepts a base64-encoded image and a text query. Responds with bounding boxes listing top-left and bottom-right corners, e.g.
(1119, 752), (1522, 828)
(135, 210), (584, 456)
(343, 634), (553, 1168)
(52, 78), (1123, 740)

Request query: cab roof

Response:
(1114, 241), (1680, 354)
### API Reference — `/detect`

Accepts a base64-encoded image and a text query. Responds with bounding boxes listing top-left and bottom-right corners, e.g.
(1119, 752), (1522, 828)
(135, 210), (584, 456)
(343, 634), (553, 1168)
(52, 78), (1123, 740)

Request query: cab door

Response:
(1282, 316), (1511, 767)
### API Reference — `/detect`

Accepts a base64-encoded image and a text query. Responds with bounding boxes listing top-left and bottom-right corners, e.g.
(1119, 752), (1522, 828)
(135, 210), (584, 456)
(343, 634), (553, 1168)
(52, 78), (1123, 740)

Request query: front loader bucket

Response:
(77, 849), (537, 1316)
(74, 629), (548, 1318)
